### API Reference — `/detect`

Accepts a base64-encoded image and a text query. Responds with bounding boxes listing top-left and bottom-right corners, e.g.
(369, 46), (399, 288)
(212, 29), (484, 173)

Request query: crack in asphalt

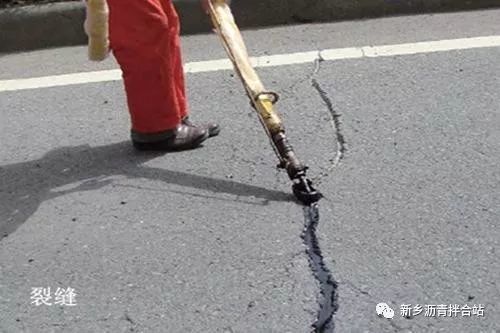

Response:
(297, 56), (345, 332)
(302, 203), (339, 332)
(310, 58), (347, 185)
(123, 312), (137, 332)
(343, 280), (372, 298)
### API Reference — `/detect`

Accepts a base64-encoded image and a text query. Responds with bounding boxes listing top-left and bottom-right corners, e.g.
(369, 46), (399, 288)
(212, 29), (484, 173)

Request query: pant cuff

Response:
(131, 128), (176, 143)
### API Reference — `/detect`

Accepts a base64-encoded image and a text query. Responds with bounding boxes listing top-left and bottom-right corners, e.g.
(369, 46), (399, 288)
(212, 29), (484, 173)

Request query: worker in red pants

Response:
(106, 0), (219, 151)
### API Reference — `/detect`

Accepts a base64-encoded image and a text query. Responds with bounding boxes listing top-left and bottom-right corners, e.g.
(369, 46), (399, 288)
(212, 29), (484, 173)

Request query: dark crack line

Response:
(290, 56), (342, 332)
(302, 204), (339, 332)
(124, 312), (137, 332)
(343, 280), (372, 298)
(310, 58), (347, 185)
(312, 77), (346, 166)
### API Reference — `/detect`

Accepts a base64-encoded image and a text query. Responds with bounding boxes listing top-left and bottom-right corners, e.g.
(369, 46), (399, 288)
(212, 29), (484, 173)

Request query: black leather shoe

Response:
(182, 116), (220, 138)
(132, 124), (209, 151)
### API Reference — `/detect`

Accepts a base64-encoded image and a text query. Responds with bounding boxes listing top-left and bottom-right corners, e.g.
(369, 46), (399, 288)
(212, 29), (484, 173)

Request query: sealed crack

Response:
(291, 56), (342, 332)
(302, 203), (339, 332)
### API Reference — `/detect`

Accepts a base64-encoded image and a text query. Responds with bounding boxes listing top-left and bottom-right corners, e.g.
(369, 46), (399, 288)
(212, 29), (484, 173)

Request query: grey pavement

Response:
(1, 9), (500, 333)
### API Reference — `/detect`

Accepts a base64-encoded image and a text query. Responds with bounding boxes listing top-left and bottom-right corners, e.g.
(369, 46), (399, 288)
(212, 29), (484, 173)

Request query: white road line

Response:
(1, 35), (500, 92)
(0, 70), (122, 92)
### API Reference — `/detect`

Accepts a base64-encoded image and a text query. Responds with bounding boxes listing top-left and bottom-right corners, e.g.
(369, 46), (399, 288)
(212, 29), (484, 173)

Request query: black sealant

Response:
(302, 203), (339, 332)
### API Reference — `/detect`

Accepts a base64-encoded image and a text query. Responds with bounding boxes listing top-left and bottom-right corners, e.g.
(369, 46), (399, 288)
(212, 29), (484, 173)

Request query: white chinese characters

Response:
(400, 304), (484, 318)
(31, 287), (77, 306)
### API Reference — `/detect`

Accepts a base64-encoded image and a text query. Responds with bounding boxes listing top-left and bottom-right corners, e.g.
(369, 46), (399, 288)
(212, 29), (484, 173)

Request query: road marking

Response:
(0, 70), (122, 92)
(1, 35), (500, 92)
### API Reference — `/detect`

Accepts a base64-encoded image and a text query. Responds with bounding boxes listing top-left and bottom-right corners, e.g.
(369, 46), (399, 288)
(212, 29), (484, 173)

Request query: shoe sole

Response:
(133, 131), (209, 152)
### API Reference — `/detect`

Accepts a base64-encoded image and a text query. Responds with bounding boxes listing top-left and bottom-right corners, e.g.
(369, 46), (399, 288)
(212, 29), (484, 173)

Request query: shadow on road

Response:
(0, 141), (291, 240)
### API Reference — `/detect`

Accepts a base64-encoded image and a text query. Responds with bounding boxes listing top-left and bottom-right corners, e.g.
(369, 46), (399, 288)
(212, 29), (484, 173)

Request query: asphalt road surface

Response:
(1, 8), (499, 333)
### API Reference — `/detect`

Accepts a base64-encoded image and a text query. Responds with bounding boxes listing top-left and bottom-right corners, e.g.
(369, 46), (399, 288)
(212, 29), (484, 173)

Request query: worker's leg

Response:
(162, 0), (220, 137)
(160, 0), (220, 137)
(107, 0), (183, 135)
(161, 0), (189, 120)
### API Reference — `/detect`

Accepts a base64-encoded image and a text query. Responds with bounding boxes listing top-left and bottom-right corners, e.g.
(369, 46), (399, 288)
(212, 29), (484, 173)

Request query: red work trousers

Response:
(107, 0), (188, 133)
